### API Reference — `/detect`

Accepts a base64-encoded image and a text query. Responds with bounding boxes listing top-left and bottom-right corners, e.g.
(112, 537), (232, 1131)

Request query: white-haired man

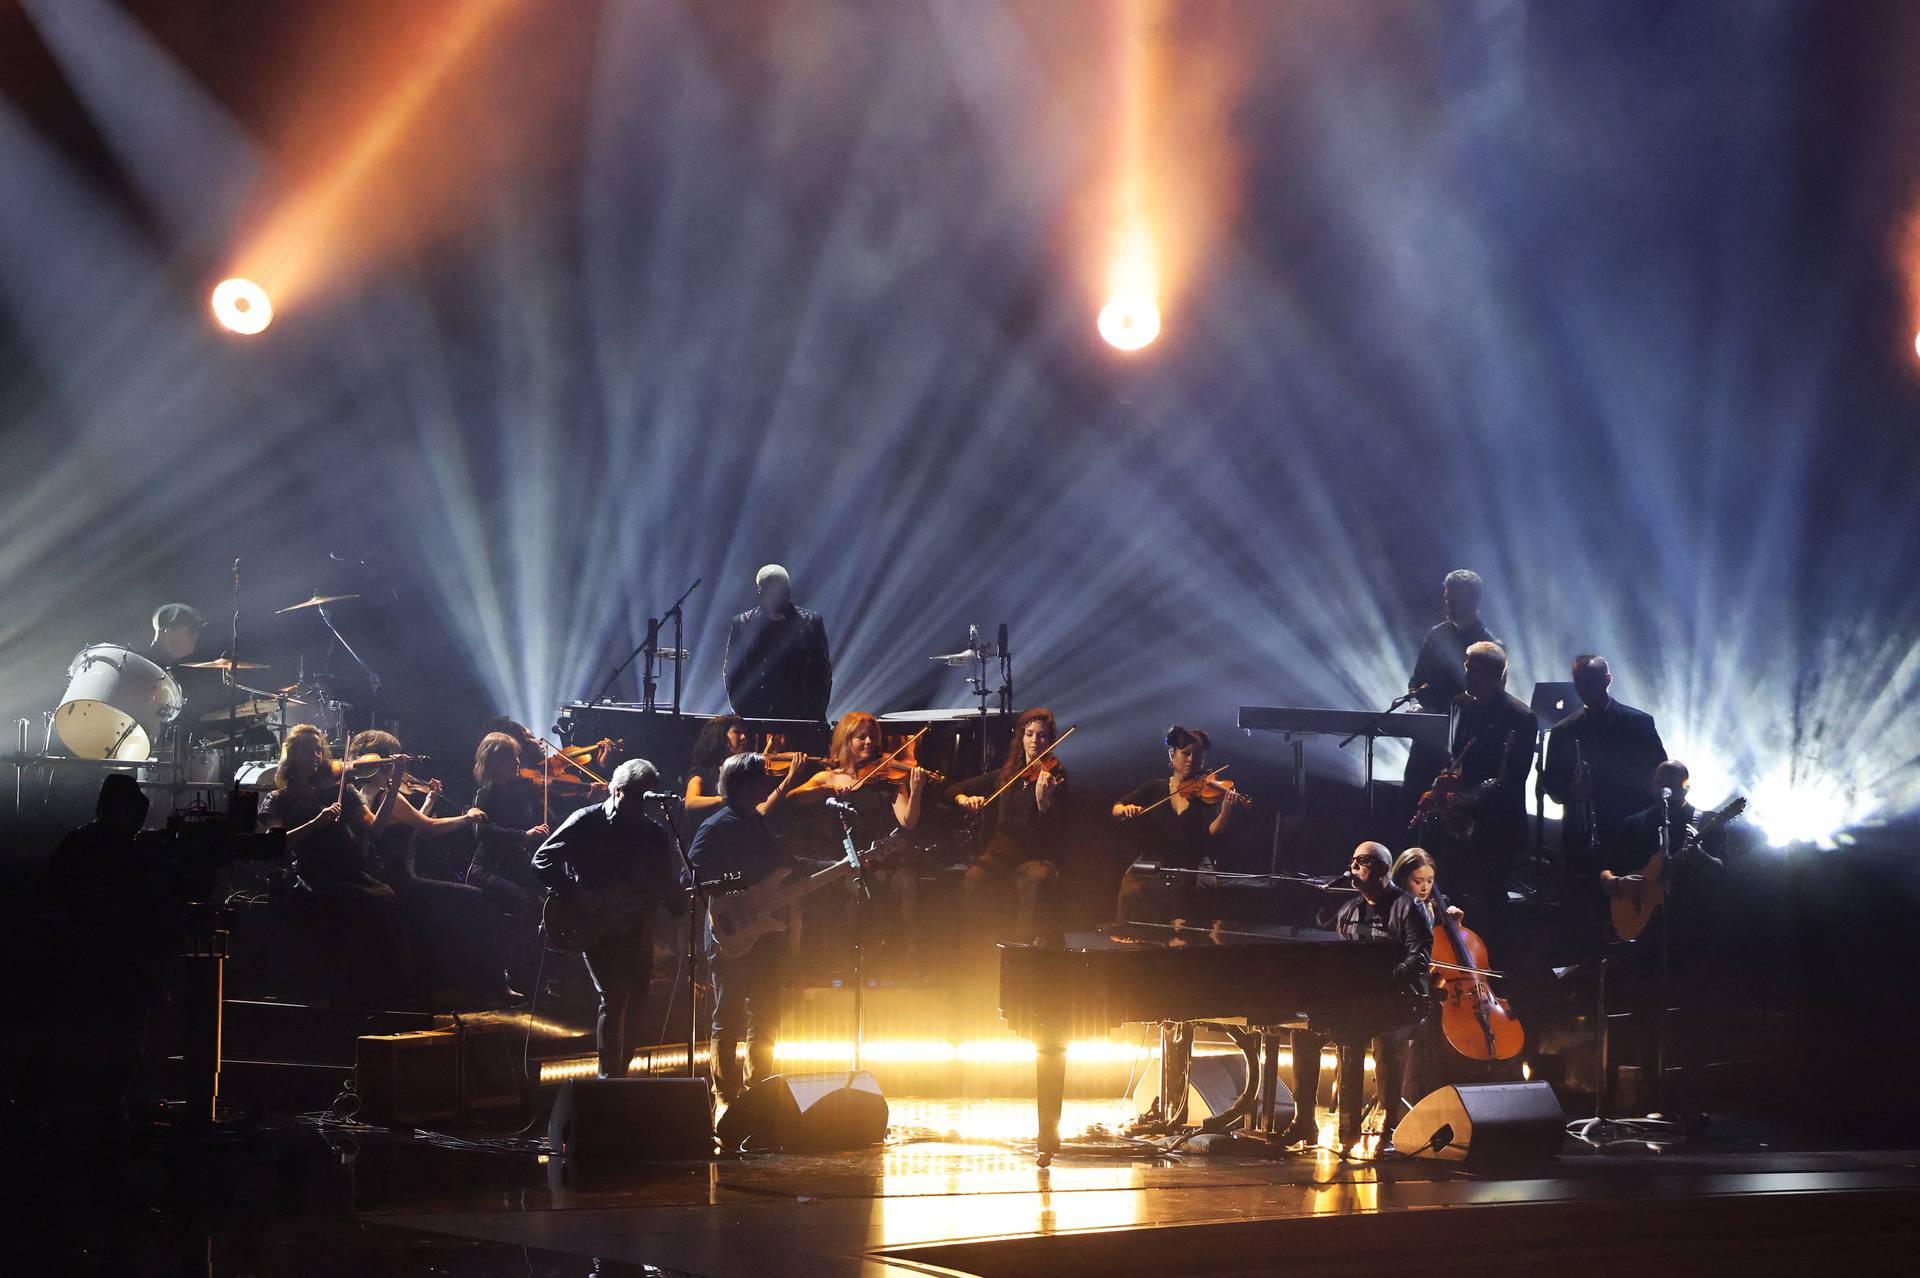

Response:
(533, 758), (683, 1078)
(723, 564), (832, 721)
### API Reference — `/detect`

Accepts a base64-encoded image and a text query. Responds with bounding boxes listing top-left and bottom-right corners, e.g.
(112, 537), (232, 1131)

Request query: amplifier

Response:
(355, 1031), (458, 1127)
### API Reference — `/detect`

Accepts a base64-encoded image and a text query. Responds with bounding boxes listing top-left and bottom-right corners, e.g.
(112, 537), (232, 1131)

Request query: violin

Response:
(1180, 774), (1245, 806)
(764, 753), (831, 776)
(1428, 901), (1524, 1061)
(517, 765), (600, 800)
(856, 757), (946, 787)
(1033, 753), (1067, 782)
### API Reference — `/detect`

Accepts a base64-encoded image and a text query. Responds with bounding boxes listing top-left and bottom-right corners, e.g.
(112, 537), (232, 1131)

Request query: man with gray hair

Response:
(533, 758), (684, 1078)
(723, 564), (832, 721)
(1430, 640), (1536, 941)
(1404, 570), (1500, 804)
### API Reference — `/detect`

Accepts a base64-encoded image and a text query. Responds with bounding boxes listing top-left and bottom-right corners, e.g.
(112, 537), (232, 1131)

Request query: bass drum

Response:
(55, 643), (182, 760)
(233, 759), (279, 791)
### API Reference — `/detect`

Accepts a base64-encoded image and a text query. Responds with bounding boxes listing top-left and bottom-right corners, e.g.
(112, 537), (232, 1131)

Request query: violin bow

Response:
(852, 726), (928, 788)
(979, 724), (1078, 808)
(1130, 765), (1232, 818)
(537, 735), (610, 787)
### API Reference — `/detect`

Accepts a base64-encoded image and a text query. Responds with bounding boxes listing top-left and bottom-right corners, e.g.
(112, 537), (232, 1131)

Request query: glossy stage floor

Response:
(163, 1097), (1920, 1277)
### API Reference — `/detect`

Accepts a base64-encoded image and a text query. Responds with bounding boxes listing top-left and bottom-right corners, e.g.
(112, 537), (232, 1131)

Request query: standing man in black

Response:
(1540, 655), (1668, 866)
(533, 759), (684, 1078)
(1430, 641), (1536, 941)
(1284, 842), (1429, 1150)
(723, 564), (832, 721)
(1403, 571), (1500, 806)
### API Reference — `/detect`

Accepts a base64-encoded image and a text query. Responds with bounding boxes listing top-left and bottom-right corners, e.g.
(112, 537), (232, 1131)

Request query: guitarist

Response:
(1432, 641), (1536, 943)
(1609, 760), (1727, 887)
(689, 753), (799, 1103)
(532, 759), (684, 1079)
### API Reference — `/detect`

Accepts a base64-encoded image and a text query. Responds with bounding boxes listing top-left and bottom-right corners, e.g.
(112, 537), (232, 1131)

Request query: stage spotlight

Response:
(1749, 767), (1853, 850)
(210, 276), (272, 334)
(1098, 294), (1161, 351)
(1912, 330), (1919, 360)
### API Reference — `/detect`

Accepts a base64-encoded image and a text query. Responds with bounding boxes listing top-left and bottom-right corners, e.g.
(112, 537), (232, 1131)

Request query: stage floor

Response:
(232, 1099), (1920, 1277)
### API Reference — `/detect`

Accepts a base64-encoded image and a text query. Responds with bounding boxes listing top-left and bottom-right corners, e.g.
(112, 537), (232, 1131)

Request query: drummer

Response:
(146, 602), (205, 668)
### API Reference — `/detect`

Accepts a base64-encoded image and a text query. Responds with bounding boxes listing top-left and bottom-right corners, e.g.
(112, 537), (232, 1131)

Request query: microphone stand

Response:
(1338, 686), (1423, 831)
(831, 803), (873, 1079)
(660, 795), (708, 1082)
(595, 577), (701, 707)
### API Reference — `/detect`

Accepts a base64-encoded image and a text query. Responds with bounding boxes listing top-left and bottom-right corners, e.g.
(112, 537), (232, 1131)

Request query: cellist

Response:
(1390, 847), (1462, 1110)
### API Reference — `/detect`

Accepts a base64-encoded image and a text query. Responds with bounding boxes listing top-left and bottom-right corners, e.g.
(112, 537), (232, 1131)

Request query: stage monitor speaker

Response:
(355, 1030), (458, 1127)
(716, 1070), (888, 1152)
(1128, 1054), (1259, 1123)
(549, 1077), (714, 1164)
(1392, 1082), (1566, 1163)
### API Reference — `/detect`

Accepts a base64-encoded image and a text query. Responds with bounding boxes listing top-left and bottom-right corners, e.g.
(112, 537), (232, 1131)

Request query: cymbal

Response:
(276, 593), (360, 614)
(182, 657), (270, 670)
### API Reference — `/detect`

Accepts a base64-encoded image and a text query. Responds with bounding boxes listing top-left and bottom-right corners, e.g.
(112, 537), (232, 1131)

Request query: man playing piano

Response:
(1286, 842), (1430, 1149)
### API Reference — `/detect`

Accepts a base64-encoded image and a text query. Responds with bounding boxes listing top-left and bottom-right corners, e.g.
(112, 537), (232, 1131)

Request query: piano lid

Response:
(1009, 921), (1353, 952)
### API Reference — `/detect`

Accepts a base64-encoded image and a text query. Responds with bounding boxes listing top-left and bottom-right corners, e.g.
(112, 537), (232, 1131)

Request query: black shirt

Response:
(1449, 690), (1537, 838)
(688, 804), (794, 889)
(1410, 619), (1498, 714)
(1119, 777), (1213, 870)
(532, 799), (681, 896)
(723, 605), (832, 721)
(946, 769), (1071, 863)
(260, 784), (373, 886)
(1541, 698), (1668, 848)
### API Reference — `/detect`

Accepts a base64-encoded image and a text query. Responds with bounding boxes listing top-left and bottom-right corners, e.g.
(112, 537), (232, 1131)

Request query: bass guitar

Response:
(710, 832), (906, 960)
(1604, 796), (1745, 942)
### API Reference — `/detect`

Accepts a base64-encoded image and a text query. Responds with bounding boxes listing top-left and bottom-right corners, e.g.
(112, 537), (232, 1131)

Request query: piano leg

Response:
(1034, 1027), (1066, 1166)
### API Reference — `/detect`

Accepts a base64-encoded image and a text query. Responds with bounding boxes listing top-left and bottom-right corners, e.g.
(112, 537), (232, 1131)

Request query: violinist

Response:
(788, 713), (930, 972)
(348, 730), (508, 1004)
(468, 731), (552, 994)
(257, 724), (416, 1004)
(1286, 842), (1428, 1150)
(1111, 725), (1251, 925)
(686, 714), (808, 823)
(945, 708), (1071, 945)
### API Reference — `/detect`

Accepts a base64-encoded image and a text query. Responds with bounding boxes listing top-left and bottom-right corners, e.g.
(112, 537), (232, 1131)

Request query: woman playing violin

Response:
(468, 731), (553, 994)
(945, 708), (1071, 945)
(1111, 725), (1251, 925)
(791, 712), (927, 831)
(686, 714), (808, 822)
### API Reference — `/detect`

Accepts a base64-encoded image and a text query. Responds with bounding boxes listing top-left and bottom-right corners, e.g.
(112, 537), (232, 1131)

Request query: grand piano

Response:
(999, 923), (1413, 1161)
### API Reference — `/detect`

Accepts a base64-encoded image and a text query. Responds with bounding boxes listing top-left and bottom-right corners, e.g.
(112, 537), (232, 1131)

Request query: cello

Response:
(1428, 904), (1525, 1061)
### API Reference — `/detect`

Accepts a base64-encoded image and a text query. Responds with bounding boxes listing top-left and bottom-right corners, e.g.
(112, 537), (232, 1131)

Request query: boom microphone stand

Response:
(596, 577), (701, 708)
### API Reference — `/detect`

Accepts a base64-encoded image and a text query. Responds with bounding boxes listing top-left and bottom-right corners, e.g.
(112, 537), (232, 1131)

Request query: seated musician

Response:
(257, 725), (417, 1003)
(349, 730), (505, 1003)
(787, 711), (929, 973)
(689, 753), (801, 1102)
(946, 708), (1072, 946)
(1111, 725), (1251, 925)
(1287, 843), (1429, 1150)
(533, 759), (684, 1078)
(1388, 847), (1464, 1110)
(468, 732), (552, 994)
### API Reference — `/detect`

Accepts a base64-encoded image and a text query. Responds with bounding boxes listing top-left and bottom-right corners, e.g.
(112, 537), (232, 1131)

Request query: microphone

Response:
(329, 551), (370, 564)
(824, 796), (858, 816)
(968, 624), (980, 652)
(638, 790), (681, 804)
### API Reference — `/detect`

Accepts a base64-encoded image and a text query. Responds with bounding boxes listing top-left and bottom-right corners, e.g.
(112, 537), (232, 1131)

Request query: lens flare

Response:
(210, 276), (272, 334)
(1098, 293), (1161, 350)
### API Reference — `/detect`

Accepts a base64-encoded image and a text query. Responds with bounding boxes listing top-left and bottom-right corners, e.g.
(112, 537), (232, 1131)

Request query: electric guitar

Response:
(709, 831), (907, 960)
(1604, 796), (1745, 942)
(542, 878), (677, 954)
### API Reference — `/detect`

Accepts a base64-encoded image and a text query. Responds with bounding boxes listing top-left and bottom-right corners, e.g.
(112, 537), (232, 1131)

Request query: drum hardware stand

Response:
(316, 602), (380, 703)
(594, 577), (700, 712)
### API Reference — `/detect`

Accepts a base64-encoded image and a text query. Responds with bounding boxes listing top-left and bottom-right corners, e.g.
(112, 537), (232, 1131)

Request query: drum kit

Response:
(37, 592), (365, 796)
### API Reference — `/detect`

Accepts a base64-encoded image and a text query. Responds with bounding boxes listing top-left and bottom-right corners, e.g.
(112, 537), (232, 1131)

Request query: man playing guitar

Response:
(532, 759), (683, 1079)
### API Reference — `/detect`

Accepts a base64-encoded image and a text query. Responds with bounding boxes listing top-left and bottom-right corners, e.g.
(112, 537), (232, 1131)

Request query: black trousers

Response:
(710, 937), (783, 1100)
(1292, 1022), (1417, 1136)
(582, 920), (655, 1078)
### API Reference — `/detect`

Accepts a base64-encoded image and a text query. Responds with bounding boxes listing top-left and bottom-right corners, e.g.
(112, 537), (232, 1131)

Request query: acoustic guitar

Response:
(1604, 796), (1745, 942)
